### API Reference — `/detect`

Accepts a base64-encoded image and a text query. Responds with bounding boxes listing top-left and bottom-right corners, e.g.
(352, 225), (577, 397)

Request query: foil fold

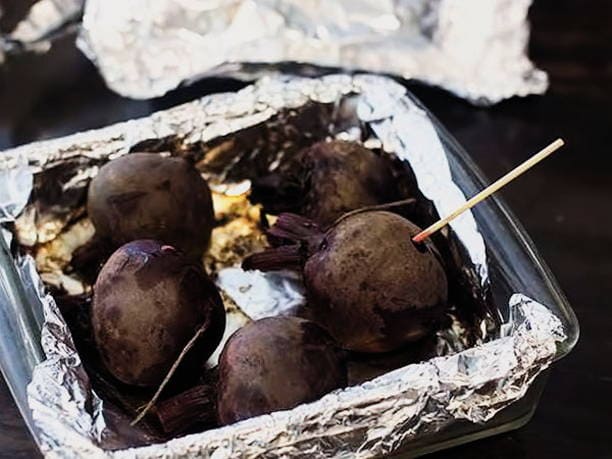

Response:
(0, 75), (565, 458)
(114, 294), (562, 459)
(0, 157), (32, 222)
(75, 0), (546, 104)
(0, 0), (83, 58)
(2, 0), (546, 105)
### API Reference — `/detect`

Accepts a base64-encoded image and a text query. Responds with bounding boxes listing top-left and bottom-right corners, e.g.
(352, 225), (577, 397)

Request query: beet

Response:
(243, 211), (448, 353)
(251, 140), (405, 227)
(92, 240), (225, 387)
(88, 153), (215, 259)
(217, 316), (347, 425)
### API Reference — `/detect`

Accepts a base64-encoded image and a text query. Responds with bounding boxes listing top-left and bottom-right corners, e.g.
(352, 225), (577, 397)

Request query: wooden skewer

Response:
(412, 138), (565, 243)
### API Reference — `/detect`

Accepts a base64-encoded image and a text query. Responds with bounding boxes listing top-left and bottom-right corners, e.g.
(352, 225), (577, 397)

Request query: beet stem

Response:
(242, 244), (304, 272)
(332, 198), (417, 227)
(265, 213), (322, 243)
(156, 384), (215, 434)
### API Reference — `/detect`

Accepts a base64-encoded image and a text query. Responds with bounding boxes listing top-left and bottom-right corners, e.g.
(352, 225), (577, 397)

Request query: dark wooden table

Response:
(1, 0), (610, 457)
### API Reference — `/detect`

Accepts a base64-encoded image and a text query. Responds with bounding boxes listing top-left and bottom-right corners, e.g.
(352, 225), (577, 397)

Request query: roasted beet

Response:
(251, 140), (405, 227)
(92, 240), (225, 387)
(217, 316), (347, 425)
(88, 153), (215, 258)
(243, 211), (448, 353)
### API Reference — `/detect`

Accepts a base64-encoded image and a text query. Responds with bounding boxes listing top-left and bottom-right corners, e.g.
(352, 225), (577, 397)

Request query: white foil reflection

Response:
(76, 0), (546, 104)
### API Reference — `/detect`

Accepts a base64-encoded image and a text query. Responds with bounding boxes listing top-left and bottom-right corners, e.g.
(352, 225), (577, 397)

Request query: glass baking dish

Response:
(0, 84), (579, 457)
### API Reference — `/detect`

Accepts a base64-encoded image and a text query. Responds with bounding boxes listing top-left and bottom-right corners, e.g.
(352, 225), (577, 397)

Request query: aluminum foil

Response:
(0, 75), (565, 458)
(2, 0), (546, 104)
(0, 0), (83, 59)
(74, 0), (546, 104)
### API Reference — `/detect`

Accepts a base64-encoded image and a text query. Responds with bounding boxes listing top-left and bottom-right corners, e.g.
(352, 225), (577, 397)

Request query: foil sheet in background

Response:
(2, 0), (546, 105)
(0, 75), (565, 458)
(77, 0), (547, 103)
(0, 0), (83, 60)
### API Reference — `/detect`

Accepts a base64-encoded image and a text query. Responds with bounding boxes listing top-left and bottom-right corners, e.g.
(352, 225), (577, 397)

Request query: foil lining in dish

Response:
(0, 75), (565, 458)
(2, 0), (546, 105)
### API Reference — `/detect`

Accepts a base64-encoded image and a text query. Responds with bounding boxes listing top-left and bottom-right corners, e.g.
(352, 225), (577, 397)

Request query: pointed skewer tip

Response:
(411, 138), (565, 243)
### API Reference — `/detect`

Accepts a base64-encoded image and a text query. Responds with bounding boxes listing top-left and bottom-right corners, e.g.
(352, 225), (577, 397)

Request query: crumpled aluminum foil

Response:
(0, 0), (83, 60)
(75, 0), (547, 104)
(0, 75), (565, 458)
(2, 0), (546, 105)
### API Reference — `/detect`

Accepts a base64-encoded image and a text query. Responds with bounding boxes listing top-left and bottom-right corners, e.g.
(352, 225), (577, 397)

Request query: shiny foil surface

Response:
(0, 75), (565, 458)
(1, 0), (547, 104)
(76, 0), (547, 104)
(0, 0), (83, 59)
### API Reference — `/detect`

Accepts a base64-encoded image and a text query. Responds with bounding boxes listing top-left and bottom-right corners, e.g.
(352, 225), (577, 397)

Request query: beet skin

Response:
(243, 211), (448, 353)
(216, 316), (347, 425)
(251, 140), (404, 227)
(92, 240), (225, 387)
(88, 153), (215, 258)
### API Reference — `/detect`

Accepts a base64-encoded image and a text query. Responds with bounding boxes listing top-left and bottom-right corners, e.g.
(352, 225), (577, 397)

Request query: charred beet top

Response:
(88, 153), (215, 259)
(243, 211), (448, 353)
(216, 316), (347, 425)
(251, 140), (404, 228)
(92, 240), (226, 387)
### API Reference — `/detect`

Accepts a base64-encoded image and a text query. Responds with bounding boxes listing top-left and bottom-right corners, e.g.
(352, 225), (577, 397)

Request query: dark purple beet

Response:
(92, 240), (225, 387)
(216, 316), (347, 425)
(243, 211), (448, 353)
(251, 140), (405, 228)
(87, 153), (215, 259)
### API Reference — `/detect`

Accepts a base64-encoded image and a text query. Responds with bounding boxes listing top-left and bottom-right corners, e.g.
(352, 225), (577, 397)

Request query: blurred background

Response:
(0, 0), (610, 457)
